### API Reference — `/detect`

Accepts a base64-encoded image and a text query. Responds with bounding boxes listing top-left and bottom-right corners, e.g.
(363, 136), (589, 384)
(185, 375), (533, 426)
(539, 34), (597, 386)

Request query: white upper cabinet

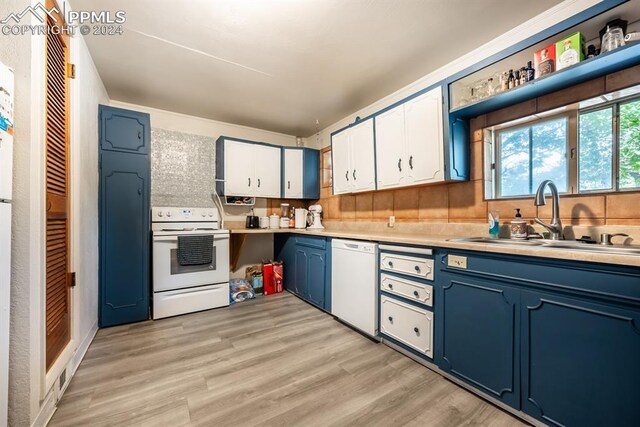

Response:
(331, 128), (352, 195)
(375, 86), (444, 190)
(375, 104), (406, 190)
(223, 139), (255, 195)
(404, 87), (444, 184)
(283, 148), (303, 198)
(254, 144), (282, 198)
(331, 118), (376, 195)
(219, 138), (281, 198)
(349, 119), (376, 192)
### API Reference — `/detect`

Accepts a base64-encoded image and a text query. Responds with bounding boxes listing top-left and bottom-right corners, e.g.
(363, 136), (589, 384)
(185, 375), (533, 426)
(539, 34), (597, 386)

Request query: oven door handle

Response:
(153, 235), (229, 242)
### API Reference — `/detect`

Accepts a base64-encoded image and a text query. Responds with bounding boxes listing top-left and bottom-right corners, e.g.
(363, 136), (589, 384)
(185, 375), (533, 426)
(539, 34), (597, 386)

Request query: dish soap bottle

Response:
(489, 210), (500, 239)
(510, 209), (527, 239)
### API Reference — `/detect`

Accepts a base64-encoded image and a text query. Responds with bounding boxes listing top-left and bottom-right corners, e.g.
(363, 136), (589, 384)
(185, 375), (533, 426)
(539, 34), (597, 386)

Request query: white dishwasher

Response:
(331, 239), (379, 337)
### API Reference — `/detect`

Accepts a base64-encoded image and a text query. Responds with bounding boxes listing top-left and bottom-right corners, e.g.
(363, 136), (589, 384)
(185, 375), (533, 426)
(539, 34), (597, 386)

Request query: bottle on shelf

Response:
(514, 70), (520, 87)
(508, 69), (515, 89)
(519, 67), (527, 85)
(526, 61), (535, 82)
(501, 71), (509, 91)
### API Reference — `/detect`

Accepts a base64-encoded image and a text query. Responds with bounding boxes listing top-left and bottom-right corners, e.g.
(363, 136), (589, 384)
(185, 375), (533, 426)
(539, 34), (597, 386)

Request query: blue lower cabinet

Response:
(294, 248), (309, 297)
(437, 271), (520, 409)
(306, 248), (327, 308)
(274, 234), (331, 311)
(521, 290), (640, 427)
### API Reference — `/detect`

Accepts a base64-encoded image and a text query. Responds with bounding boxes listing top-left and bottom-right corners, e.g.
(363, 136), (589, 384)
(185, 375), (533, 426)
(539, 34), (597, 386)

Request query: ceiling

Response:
(73, 0), (562, 136)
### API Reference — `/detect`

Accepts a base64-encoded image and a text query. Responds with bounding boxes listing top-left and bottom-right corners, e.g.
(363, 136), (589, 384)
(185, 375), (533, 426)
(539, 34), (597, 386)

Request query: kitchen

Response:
(1, 0), (640, 426)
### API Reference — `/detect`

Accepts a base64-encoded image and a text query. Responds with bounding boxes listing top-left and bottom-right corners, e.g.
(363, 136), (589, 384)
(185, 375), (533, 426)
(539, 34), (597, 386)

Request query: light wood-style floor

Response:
(49, 292), (526, 427)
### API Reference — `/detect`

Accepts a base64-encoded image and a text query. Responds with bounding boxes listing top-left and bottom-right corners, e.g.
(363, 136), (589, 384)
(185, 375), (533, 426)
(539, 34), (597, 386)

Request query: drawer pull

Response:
(388, 261), (394, 268)
(413, 291), (419, 298)
(415, 265), (421, 273)
(414, 327), (420, 335)
(388, 316), (393, 323)
(388, 284), (394, 290)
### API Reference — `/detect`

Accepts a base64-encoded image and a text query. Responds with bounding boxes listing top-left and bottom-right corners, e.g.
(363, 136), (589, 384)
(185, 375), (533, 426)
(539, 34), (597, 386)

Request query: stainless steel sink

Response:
(449, 237), (544, 246)
(448, 237), (640, 256)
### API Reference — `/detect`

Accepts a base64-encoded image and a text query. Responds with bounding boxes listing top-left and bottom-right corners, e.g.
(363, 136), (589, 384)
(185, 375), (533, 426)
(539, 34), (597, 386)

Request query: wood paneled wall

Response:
(315, 64), (640, 226)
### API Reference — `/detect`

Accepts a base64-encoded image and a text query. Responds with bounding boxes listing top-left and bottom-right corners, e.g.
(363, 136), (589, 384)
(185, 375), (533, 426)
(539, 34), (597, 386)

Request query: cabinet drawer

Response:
(380, 296), (433, 358)
(380, 252), (433, 280)
(381, 273), (433, 307)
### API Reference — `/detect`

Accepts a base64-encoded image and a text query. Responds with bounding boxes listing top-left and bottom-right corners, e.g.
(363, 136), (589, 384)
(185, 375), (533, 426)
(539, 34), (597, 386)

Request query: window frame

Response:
(492, 111), (574, 199)
(487, 93), (640, 200)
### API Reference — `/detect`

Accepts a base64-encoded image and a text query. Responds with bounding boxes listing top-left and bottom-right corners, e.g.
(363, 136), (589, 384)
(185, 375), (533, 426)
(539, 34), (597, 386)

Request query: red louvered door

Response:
(45, 0), (71, 371)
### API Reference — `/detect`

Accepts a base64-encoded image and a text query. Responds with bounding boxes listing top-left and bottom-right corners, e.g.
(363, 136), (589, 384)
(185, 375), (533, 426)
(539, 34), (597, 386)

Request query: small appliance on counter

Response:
(308, 204), (324, 230)
(295, 208), (308, 229)
(259, 216), (269, 229)
(245, 209), (259, 229)
(269, 214), (280, 229)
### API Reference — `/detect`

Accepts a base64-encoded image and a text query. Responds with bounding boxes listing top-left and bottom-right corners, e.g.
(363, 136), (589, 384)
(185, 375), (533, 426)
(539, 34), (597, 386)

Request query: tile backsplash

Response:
(150, 128), (216, 207)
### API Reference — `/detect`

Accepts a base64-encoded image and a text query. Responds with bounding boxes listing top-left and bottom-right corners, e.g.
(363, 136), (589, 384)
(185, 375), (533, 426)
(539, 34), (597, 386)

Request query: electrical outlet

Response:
(388, 215), (395, 228)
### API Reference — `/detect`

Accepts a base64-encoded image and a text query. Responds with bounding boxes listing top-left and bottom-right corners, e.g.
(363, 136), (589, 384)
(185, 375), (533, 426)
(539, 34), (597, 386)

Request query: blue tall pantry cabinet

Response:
(98, 105), (151, 327)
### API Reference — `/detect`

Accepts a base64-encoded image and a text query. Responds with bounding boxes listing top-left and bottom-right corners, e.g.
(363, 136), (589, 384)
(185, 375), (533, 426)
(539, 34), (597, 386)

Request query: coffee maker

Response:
(308, 204), (324, 230)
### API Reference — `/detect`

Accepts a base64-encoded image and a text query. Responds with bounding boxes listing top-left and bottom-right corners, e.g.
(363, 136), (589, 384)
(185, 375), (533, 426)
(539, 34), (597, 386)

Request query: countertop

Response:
(228, 224), (640, 268)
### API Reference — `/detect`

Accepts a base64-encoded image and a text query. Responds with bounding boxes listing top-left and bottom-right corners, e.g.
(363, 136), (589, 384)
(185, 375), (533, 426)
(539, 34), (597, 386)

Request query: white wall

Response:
(306, 0), (604, 148)
(68, 31), (109, 383)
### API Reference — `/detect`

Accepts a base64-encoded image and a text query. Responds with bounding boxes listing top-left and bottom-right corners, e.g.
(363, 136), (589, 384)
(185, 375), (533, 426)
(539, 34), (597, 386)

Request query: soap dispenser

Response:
(510, 209), (527, 239)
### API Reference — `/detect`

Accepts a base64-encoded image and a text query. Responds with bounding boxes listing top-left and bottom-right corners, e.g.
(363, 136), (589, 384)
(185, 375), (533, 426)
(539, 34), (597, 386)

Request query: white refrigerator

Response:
(0, 60), (15, 427)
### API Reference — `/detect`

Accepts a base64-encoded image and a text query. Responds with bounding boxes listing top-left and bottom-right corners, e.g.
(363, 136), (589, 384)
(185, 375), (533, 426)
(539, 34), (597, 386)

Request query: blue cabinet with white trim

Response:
(436, 249), (640, 426)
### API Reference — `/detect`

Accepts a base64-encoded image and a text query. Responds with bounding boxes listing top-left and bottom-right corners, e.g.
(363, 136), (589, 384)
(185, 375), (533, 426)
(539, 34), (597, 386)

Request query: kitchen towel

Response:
(177, 235), (213, 266)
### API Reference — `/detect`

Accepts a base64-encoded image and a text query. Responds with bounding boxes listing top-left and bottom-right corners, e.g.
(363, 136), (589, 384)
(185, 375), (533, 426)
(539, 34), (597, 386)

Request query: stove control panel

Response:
(152, 207), (219, 222)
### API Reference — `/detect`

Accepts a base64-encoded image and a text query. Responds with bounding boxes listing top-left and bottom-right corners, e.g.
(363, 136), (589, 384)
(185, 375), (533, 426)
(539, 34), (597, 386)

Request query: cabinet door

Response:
(306, 248), (326, 309)
(223, 140), (255, 196)
(100, 106), (150, 155)
(283, 149), (303, 198)
(437, 272), (520, 408)
(254, 144), (282, 198)
(274, 234), (296, 292)
(294, 249), (308, 297)
(521, 290), (640, 427)
(404, 87), (444, 185)
(331, 130), (351, 195)
(349, 119), (376, 192)
(375, 105), (406, 190)
(100, 151), (150, 327)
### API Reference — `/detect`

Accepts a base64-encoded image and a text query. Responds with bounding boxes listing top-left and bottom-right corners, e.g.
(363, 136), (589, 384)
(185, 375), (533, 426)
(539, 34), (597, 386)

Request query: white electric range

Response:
(151, 207), (229, 319)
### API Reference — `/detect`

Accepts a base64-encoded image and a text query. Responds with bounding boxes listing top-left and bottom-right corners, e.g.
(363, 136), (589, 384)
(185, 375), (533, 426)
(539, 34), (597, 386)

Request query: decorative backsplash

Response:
(150, 128), (216, 207)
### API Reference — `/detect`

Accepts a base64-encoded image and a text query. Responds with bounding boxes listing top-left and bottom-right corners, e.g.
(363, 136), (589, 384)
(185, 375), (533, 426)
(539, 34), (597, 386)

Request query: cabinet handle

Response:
(138, 188), (142, 195)
(353, 169), (357, 180)
(288, 181), (291, 189)
(415, 265), (421, 273)
(413, 290), (419, 298)
(345, 171), (349, 181)
(138, 131), (142, 140)
(388, 261), (394, 268)
(409, 155), (413, 170)
(388, 284), (393, 289)
(258, 178), (261, 188)
(398, 158), (402, 172)
(248, 178), (251, 187)
(414, 327), (419, 334)
(388, 316), (393, 323)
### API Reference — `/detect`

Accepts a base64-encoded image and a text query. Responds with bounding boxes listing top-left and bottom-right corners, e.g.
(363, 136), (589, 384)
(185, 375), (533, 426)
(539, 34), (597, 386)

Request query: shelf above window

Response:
(450, 42), (640, 119)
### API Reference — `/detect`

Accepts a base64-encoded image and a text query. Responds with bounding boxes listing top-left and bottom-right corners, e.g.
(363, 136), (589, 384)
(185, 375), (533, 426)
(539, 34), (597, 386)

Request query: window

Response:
(487, 89), (640, 199)
(495, 117), (568, 197)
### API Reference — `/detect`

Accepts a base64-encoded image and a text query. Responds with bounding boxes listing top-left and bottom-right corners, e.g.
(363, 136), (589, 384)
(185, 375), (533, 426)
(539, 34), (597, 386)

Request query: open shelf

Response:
(450, 42), (640, 119)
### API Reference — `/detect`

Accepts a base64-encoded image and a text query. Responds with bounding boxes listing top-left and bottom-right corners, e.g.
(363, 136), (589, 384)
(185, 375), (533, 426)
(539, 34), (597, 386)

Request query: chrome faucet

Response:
(534, 180), (563, 240)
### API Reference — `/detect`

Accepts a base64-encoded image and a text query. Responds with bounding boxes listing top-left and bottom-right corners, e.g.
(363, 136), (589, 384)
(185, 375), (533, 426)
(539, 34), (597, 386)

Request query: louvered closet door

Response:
(45, 6), (71, 371)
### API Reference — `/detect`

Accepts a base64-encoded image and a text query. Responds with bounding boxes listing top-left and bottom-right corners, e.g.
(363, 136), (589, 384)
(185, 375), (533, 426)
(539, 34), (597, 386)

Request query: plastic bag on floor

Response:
(229, 278), (256, 304)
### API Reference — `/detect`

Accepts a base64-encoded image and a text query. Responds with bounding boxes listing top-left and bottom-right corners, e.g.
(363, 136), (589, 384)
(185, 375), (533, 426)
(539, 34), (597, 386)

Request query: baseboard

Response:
(33, 322), (98, 427)
(31, 388), (56, 427)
